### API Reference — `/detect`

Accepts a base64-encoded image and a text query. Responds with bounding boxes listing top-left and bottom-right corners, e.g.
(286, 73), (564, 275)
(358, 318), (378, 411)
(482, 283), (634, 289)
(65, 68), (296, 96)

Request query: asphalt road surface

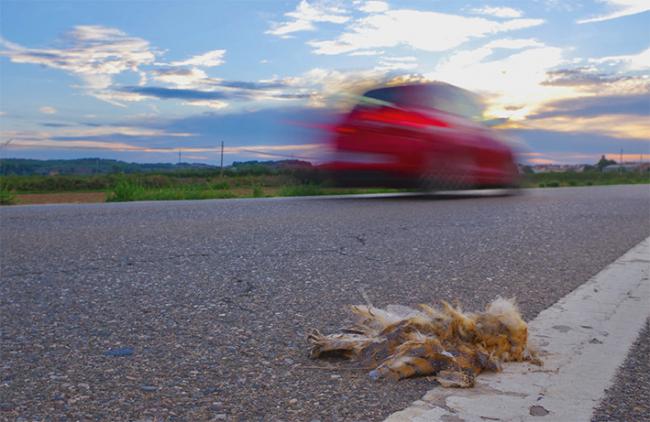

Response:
(1, 185), (649, 421)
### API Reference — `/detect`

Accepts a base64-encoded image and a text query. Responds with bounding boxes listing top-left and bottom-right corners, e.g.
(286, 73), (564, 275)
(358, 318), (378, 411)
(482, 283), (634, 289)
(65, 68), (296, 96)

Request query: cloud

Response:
(529, 93), (650, 118)
(119, 81), (309, 109)
(348, 49), (385, 56)
(3, 124), (196, 155)
(267, 0), (350, 38)
(541, 68), (627, 86)
(167, 49), (226, 67)
(7, 126), (192, 139)
(151, 67), (291, 94)
(358, 1), (389, 13)
(426, 38), (569, 119)
(151, 67), (209, 88)
(589, 46), (650, 72)
(540, 0), (581, 12)
(577, 0), (650, 23)
(280, 67), (441, 109)
(0, 26), (155, 100)
(120, 86), (238, 101)
(39, 106), (57, 114)
(181, 100), (229, 110)
(41, 122), (73, 128)
(470, 6), (523, 18)
(307, 9), (544, 55)
(375, 56), (418, 71)
(9, 132), (324, 161)
(507, 113), (650, 139)
(0, 27), (228, 108)
(215, 80), (289, 90)
(283, 67), (387, 107)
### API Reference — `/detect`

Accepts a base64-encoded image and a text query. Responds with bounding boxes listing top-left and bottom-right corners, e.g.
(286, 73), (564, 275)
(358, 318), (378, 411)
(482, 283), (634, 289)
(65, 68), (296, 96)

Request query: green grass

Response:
(136, 188), (238, 201)
(211, 180), (230, 190)
(107, 179), (238, 202)
(1, 168), (648, 205)
(277, 183), (324, 197)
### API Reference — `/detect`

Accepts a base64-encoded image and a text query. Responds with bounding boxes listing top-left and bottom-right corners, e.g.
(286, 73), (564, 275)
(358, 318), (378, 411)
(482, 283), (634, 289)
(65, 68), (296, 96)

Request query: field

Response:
(1, 168), (648, 205)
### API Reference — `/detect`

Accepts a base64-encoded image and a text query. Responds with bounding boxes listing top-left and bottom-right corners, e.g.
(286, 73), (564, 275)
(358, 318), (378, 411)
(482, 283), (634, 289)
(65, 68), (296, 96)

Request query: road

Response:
(1, 185), (649, 421)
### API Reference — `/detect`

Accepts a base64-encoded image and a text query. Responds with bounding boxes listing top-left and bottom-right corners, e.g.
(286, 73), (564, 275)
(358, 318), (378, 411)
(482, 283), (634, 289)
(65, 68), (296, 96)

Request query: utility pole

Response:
(620, 148), (623, 173)
(178, 149), (182, 165)
(220, 141), (224, 177)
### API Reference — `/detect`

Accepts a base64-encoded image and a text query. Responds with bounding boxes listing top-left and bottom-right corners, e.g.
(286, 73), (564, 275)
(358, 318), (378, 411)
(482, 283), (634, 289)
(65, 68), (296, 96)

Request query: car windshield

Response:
(363, 84), (484, 121)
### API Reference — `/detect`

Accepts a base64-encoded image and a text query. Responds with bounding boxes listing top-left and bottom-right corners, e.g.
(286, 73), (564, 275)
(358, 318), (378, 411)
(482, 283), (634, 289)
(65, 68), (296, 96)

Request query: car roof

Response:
(362, 82), (483, 118)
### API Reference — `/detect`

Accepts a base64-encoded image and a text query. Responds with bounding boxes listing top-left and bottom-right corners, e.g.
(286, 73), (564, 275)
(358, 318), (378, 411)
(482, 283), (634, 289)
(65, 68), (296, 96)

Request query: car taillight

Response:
(355, 107), (450, 129)
(335, 125), (357, 134)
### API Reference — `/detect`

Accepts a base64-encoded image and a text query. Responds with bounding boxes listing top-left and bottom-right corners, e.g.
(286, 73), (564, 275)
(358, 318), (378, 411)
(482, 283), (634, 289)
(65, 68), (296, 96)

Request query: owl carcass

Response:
(308, 297), (537, 388)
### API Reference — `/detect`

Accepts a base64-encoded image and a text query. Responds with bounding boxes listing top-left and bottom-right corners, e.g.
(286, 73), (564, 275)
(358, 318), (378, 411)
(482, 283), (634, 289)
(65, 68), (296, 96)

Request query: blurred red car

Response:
(323, 82), (520, 190)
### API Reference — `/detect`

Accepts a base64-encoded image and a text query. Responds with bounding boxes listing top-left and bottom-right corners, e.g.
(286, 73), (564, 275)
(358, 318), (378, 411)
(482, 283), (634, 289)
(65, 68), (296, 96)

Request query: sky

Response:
(0, 0), (648, 165)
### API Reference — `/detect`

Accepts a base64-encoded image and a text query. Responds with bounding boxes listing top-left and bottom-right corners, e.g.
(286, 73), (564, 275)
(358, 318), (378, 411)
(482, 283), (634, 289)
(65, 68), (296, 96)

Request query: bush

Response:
(252, 185), (264, 198)
(107, 179), (144, 202)
(211, 180), (230, 190)
(0, 185), (15, 205)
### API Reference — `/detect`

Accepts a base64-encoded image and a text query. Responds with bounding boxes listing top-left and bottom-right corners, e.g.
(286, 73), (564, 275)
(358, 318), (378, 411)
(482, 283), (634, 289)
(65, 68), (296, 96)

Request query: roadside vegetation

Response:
(0, 160), (648, 205)
(0, 183), (16, 205)
(520, 171), (650, 188)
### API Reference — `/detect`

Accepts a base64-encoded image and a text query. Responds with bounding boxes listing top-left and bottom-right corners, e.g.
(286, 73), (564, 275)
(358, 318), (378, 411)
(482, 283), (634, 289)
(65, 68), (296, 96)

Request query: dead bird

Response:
(308, 297), (539, 387)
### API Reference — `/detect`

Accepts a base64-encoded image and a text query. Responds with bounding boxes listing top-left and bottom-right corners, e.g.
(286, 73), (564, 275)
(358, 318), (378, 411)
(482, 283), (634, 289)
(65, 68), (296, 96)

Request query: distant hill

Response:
(0, 158), (312, 176)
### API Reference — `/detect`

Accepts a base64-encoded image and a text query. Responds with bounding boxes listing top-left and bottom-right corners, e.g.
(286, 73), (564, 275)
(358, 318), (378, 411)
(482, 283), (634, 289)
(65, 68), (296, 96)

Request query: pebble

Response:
(140, 385), (158, 392)
(289, 399), (298, 405)
(529, 405), (549, 416)
(103, 347), (134, 357)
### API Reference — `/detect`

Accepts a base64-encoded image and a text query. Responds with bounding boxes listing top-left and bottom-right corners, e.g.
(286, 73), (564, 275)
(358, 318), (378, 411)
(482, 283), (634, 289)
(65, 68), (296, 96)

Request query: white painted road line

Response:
(386, 236), (650, 422)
